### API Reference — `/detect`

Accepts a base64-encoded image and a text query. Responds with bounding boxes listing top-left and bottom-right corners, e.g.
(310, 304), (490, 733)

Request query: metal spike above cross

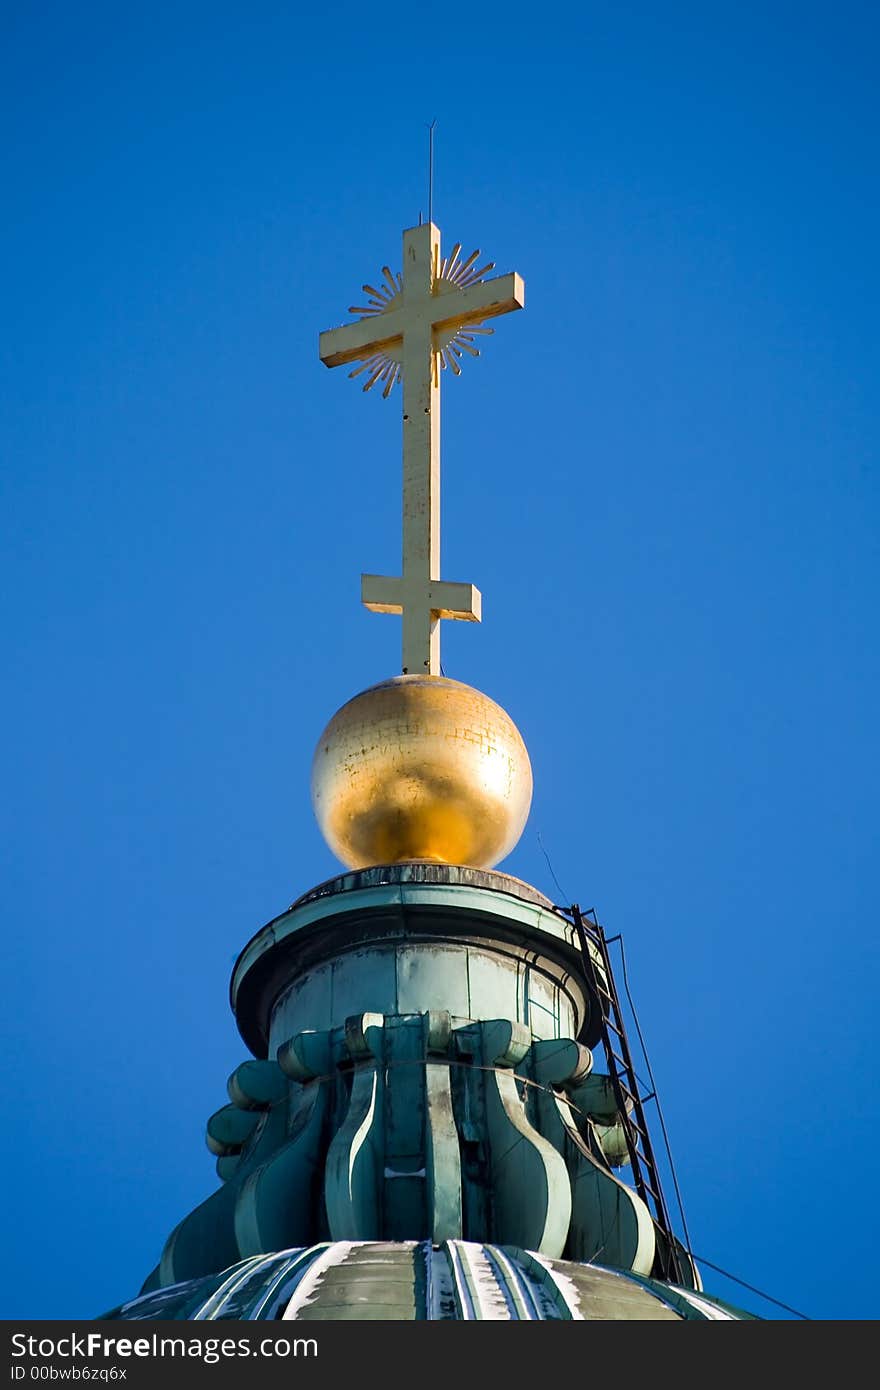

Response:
(319, 222), (524, 675)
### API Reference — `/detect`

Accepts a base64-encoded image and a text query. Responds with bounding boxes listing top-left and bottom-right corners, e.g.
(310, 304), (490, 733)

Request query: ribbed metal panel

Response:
(103, 1243), (744, 1321)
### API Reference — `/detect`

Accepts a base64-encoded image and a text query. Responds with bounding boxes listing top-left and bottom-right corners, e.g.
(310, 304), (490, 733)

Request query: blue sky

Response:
(2, 2), (877, 1320)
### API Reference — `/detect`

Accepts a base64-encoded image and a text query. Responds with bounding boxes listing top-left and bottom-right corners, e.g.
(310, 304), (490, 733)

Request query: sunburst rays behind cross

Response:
(346, 245), (499, 396)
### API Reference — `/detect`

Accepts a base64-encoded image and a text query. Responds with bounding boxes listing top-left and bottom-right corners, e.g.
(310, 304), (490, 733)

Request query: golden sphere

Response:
(311, 674), (533, 870)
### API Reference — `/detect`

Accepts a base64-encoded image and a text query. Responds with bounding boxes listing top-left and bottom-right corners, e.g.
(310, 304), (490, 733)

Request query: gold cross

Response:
(319, 222), (524, 674)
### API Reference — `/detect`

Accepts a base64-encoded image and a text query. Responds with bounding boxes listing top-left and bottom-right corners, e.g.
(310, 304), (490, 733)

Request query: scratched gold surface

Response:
(311, 674), (533, 870)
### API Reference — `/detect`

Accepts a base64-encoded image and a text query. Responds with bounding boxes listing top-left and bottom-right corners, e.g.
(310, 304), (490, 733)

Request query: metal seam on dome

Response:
(281, 1242), (354, 1321)
(193, 1250), (286, 1321)
(608, 1267), (714, 1321)
(477, 1247), (523, 1320)
(444, 1241), (477, 1319)
(671, 1287), (735, 1321)
(451, 1242), (514, 1320)
(513, 1250), (582, 1320)
(248, 1247), (323, 1321)
(219, 1249), (310, 1321)
(484, 1245), (541, 1320)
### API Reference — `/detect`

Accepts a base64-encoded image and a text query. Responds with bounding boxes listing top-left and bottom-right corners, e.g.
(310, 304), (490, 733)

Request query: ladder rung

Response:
(638, 1155), (660, 1177)
(634, 1181), (661, 1205)
(640, 1177), (663, 1204)
(629, 1144), (654, 1170)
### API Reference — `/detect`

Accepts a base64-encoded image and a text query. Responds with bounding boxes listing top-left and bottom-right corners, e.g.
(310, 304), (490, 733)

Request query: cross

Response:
(319, 222), (524, 674)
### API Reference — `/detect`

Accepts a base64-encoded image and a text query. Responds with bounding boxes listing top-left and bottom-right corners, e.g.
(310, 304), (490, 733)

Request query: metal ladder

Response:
(562, 902), (692, 1286)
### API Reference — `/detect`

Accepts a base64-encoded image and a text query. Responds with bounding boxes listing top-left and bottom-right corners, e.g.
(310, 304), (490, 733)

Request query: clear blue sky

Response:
(2, 1), (877, 1321)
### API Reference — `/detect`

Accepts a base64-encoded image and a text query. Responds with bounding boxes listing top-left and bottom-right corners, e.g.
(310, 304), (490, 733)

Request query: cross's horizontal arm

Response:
(319, 318), (401, 369)
(319, 272), (525, 368)
(430, 271), (525, 331)
(362, 574), (482, 623)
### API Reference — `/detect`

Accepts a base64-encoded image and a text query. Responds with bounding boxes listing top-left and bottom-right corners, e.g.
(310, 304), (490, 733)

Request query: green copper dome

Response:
(103, 867), (756, 1321)
(104, 1242), (751, 1321)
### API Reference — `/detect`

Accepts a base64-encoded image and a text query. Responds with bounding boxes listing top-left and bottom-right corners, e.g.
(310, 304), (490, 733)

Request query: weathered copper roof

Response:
(103, 1242), (751, 1321)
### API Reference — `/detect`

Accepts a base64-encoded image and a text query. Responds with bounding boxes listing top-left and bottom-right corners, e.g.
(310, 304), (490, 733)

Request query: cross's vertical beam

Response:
(401, 223), (441, 674)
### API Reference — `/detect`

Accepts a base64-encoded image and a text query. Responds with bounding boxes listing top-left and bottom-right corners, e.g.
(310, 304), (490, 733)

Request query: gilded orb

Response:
(311, 675), (533, 870)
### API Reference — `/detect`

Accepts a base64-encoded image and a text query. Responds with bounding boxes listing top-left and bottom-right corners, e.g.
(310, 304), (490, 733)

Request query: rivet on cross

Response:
(318, 222), (524, 675)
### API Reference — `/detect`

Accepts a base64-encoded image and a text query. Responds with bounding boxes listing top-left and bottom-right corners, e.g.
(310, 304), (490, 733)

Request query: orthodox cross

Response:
(319, 222), (524, 674)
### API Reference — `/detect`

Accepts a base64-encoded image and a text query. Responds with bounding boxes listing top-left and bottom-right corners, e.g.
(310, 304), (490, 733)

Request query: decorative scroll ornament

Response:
(142, 1012), (704, 1296)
